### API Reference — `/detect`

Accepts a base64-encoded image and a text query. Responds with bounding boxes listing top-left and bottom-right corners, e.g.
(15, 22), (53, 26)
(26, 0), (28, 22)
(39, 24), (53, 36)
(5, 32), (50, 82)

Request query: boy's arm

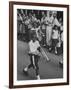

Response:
(37, 47), (41, 52)
(37, 41), (41, 52)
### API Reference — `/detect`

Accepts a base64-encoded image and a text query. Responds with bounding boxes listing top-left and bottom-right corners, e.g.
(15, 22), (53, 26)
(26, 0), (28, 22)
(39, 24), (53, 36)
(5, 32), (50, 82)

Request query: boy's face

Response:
(32, 38), (36, 42)
(32, 35), (36, 42)
(55, 26), (58, 30)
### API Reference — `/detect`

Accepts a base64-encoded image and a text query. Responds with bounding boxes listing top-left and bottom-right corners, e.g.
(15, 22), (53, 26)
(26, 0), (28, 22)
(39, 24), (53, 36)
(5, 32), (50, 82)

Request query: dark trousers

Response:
(52, 39), (58, 47)
(50, 39), (58, 49)
(41, 29), (46, 45)
(28, 54), (39, 76)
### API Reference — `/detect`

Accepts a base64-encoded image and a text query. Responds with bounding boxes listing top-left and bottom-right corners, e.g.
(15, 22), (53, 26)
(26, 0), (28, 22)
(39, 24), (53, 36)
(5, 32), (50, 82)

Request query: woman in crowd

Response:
(52, 11), (61, 27)
(45, 11), (54, 48)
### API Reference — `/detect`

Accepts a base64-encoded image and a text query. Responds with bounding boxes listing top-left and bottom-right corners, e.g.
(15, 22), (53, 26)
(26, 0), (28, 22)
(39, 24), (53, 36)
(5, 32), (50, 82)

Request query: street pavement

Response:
(17, 40), (63, 81)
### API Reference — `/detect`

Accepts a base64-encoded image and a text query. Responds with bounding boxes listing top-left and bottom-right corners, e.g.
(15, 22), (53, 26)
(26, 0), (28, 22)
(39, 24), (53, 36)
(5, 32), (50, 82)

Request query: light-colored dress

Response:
(53, 18), (61, 27)
(45, 16), (54, 46)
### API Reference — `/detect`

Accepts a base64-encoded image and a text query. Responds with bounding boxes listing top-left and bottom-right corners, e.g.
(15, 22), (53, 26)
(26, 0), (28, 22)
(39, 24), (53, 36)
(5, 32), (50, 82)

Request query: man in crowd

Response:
(41, 11), (46, 46)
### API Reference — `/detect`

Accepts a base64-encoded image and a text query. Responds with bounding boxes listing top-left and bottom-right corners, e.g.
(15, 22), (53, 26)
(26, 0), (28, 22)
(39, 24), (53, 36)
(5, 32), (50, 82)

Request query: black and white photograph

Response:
(9, 2), (69, 88)
(17, 9), (63, 80)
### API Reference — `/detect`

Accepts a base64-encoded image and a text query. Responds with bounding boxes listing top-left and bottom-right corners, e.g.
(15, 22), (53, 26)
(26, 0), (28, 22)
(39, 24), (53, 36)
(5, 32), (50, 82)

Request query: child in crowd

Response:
(49, 25), (60, 54)
(23, 34), (41, 80)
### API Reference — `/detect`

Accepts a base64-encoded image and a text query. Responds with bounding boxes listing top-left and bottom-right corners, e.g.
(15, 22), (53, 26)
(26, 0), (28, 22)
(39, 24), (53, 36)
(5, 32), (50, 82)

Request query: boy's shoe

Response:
(36, 75), (40, 80)
(55, 50), (57, 55)
(59, 61), (63, 68)
(49, 47), (52, 52)
(23, 69), (28, 76)
(46, 59), (51, 62)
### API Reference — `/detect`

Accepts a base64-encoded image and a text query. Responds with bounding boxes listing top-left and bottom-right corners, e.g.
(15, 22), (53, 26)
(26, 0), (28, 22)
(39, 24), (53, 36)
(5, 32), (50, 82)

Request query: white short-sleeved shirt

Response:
(52, 30), (59, 39)
(29, 40), (40, 53)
